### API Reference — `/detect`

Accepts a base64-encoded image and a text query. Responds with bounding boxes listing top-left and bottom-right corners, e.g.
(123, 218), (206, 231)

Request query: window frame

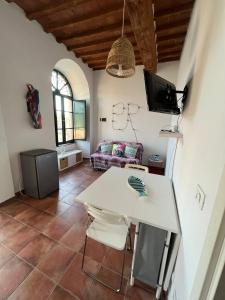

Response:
(52, 69), (86, 146)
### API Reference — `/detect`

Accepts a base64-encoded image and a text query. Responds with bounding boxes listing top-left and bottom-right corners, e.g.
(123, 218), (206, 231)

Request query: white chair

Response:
(82, 203), (132, 293)
(125, 163), (149, 173)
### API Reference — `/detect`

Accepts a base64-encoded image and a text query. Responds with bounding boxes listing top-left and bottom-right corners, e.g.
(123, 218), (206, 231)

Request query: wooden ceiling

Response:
(7, 0), (194, 72)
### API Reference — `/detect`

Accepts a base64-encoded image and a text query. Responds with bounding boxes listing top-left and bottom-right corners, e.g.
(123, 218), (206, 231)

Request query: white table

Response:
(76, 167), (181, 298)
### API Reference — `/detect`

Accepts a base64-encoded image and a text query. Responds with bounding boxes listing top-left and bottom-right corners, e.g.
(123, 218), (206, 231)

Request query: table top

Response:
(76, 167), (180, 233)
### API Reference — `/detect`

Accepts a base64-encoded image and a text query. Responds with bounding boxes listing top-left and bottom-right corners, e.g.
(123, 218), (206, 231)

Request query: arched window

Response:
(51, 69), (86, 146)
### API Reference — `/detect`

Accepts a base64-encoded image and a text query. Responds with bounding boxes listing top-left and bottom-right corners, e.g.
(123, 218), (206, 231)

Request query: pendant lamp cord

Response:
(121, 0), (126, 37)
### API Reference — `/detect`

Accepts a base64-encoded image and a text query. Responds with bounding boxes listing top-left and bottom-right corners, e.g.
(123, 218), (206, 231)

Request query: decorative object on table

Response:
(26, 84), (42, 129)
(148, 154), (165, 175)
(106, 0), (135, 78)
(90, 141), (143, 170)
(128, 175), (148, 197)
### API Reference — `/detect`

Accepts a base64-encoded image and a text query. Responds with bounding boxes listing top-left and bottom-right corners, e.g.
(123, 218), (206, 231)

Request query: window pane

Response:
(74, 101), (85, 113)
(55, 95), (61, 110)
(61, 85), (72, 96)
(64, 98), (72, 112)
(57, 73), (66, 90)
(51, 71), (57, 89)
(74, 128), (85, 140)
(65, 112), (73, 128)
(56, 111), (62, 129)
(74, 113), (85, 127)
(66, 129), (73, 141)
(58, 130), (63, 143)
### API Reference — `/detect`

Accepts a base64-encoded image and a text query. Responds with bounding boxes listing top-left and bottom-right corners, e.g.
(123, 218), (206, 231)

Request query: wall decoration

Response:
(112, 102), (141, 142)
(26, 84), (42, 129)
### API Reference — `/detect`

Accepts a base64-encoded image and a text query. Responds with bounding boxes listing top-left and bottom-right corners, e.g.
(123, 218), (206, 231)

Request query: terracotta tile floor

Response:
(0, 160), (157, 300)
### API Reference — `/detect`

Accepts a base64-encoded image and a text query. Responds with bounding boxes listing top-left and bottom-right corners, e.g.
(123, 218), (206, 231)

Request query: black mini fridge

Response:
(20, 149), (59, 199)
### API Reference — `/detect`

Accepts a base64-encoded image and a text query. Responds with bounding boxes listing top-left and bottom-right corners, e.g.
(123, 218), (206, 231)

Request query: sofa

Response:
(90, 141), (144, 170)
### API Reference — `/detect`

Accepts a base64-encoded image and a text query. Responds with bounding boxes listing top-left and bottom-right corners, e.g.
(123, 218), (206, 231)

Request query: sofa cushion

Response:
(112, 143), (126, 157)
(100, 143), (113, 155)
(124, 145), (138, 158)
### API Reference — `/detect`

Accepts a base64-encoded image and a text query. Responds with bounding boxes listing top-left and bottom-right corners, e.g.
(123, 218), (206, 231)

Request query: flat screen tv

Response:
(143, 69), (180, 115)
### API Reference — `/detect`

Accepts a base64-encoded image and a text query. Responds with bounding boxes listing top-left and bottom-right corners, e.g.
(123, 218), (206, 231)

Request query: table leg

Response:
(163, 233), (181, 291)
(156, 231), (172, 299)
(130, 222), (139, 286)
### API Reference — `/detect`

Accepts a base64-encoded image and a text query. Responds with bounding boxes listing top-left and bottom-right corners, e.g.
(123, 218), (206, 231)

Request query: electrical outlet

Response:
(196, 184), (206, 210)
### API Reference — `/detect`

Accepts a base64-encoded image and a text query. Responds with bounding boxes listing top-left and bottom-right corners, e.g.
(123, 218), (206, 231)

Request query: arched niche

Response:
(55, 58), (90, 100)
(53, 58), (91, 156)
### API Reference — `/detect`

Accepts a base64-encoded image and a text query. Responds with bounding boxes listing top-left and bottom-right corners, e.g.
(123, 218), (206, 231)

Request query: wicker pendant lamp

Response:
(106, 0), (135, 78)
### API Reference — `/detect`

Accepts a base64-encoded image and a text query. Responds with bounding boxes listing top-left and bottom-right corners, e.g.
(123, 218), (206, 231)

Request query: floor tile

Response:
(18, 234), (55, 266)
(91, 280), (125, 300)
(8, 269), (55, 300)
(0, 256), (32, 300)
(2, 225), (39, 253)
(21, 196), (57, 211)
(0, 201), (29, 217)
(103, 247), (132, 278)
(43, 217), (71, 241)
(0, 219), (25, 242)
(0, 212), (12, 227)
(60, 254), (100, 300)
(60, 191), (81, 206)
(96, 266), (125, 292)
(50, 189), (70, 201)
(0, 244), (14, 268)
(37, 244), (75, 282)
(60, 223), (86, 252)
(14, 206), (42, 223)
(48, 286), (77, 300)
(81, 238), (107, 263)
(126, 285), (155, 300)
(60, 203), (88, 226)
(45, 201), (71, 215)
(23, 211), (55, 231)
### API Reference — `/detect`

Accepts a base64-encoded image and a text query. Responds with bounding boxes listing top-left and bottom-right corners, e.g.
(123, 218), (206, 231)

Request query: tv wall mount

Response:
(175, 85), (189, 106)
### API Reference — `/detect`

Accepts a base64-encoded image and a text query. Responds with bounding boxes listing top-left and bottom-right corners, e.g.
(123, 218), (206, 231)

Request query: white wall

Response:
(93, 62), (179, 162)
(0, 100), (14, 202)
(167, 0), (225, 299)
(0, 1), (93, 194)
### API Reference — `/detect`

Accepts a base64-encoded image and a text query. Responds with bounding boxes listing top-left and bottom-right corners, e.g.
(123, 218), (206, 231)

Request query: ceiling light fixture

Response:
(106, 0), (136, 78)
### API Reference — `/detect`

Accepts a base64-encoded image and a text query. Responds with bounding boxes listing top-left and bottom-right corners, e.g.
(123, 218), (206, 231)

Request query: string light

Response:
(111, 102), (141, 142)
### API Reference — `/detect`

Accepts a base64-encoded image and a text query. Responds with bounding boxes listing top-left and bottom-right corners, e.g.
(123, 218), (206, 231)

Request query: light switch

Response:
(196, 184), (206, 210)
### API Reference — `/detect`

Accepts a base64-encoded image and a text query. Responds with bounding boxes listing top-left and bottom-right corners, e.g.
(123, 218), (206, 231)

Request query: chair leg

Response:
(81, 234), (88, 270)
(127, 227), (133, 252)
(82, 234), (128, 294)
(118, 236), (127, 292)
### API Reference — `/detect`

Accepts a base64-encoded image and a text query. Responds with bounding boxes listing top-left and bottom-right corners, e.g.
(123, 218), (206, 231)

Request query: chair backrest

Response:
(125, 163), (149, 173)
(85, 203), (128, 225)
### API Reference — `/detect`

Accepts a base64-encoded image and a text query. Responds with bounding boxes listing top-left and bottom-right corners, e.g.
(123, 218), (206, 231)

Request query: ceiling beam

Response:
(27, 0), (87, 20)
(158, 50), (181, 59)
(59, 20), (130, 44)
(81, 49), (140, 60)
(127, 0), (157, 72)
(156, 17), (190, 33)
(158, 56), (180, 63)
(157, 40), (184, 51)
(90, 60), (143, 70)
(158, 46), (183, 56)
(154, 2), (193, 19)
(66, 29), (134, 50)
(86, 57), (143, 65)
(157, 32), (187, 42)
(75, 44), (140, 58)
(46, 6), (123, 32)
(71, 36), (137, 53)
